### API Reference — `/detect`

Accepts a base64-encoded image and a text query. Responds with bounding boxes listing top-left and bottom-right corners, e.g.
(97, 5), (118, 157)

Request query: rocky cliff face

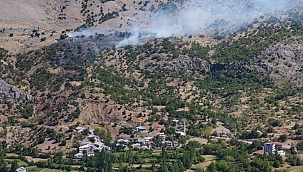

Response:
(170, 56), (210, 72)
(161, 55), (256, 74)
(254, 40), (303, 86)
(0, 78), (36, 101)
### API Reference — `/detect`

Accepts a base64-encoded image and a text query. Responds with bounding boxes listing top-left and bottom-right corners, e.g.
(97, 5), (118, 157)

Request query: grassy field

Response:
(27, 168), (81, 172)
(5, 159), (28, 167)
(277, 166), (303, 172)
(190, 155), (216, 171)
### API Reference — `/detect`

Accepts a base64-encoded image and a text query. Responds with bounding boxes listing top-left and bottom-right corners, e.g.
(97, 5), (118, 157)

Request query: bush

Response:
(197, 156), (206, 163)
(41, 37), (46, 42)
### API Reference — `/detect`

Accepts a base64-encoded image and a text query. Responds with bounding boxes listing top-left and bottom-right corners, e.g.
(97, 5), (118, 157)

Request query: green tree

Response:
(53, 151), (64, 164)
(9, 160), (18, 172)
(296, 140), (303, 151)
(278, 134), (288, 142)
(207, 162), (217, 172)
(160, 146), (167, 172)
(0, 147), (7, 172)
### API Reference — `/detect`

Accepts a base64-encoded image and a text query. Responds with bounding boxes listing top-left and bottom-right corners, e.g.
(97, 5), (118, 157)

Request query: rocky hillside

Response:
(0, 78), (35, 101)
(1, 1), (303, 171)
(254, 37), (303, 86)
(0, 0), (168, 53)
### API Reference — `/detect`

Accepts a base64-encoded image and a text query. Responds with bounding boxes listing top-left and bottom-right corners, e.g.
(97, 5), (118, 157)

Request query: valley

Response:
(1, 0), (303, 172)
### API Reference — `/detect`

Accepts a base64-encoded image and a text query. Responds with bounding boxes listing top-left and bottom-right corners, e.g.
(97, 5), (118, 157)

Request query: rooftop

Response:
(136, 126), (147, 130)
(264, 142), (283, 146)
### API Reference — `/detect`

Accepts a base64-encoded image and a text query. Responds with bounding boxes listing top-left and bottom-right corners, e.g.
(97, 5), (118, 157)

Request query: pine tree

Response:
(160, 146), (167, 172)
(151, 160), (156, 172)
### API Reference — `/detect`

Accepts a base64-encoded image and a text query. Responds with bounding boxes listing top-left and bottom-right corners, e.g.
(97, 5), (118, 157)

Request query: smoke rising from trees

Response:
(117, 0), (301, 47)
(68, 0), (302, 47)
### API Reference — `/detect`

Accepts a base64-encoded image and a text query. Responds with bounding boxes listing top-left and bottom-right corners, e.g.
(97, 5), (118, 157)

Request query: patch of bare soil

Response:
(212, 122), (231, 135)
(187, 155), (216, 171)
(187, 137), (208, 144)
(0, 0), (83, 52)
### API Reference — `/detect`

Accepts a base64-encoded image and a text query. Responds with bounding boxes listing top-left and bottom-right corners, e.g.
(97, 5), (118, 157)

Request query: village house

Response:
(166, 140), (178, 148)
(87, 151), (95, 157)
(129, 136), (155, 149)
(146, 141), (155, 148)
(173, 119), (181, 125)
(94, 142), (105, 150)
(277, 150), (286, 156)
(175, 121), (186, 136)
(16, 167), (26, 172)
(75, 141), (108, 158)
(132, 143), (141, 148)
(74, 152), (84, 159)
(136, 126), (147, 132)
(74, 127), (110, 159)
(138, 136), (153, 144)
(75, 126), (85, 133)
(264, 142), (283, 154)
(157, 133), (166, 142)
(116, 139), (130, 147)
(79, 143), (93, 152)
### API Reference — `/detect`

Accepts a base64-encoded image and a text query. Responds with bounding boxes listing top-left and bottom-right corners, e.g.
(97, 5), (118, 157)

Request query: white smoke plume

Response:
(68, 0), (303, 47)
(68, 28), (97, 37)
(117, 0), (302, 47)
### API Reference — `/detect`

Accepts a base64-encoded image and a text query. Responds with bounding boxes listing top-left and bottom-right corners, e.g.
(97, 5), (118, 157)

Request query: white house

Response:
(173, 119), (181, 125)
(74, 152), (84, 159)
(88, 134), (96, 138)
(176, 122), (186, 136)
(166, 140), (178, 148)
(144, 137), (153, 142)
(132, 143), (141, 148)
(157, 133), (166, 142)
(138, 136), (153, 143)
(94, 142), (105, 151)
(176, 131), (186, 136)
(136, 126), (147, 132)
(16, 167), (26, 172)
(79, 143), (93, 152)
(116, 139), (130, 147)
(278, 150), (285, 156)
(117, 139), (130, 144)
(76, 126), (86, 133)
(175, 121), (186, 136)
(87, 151), (95, 157)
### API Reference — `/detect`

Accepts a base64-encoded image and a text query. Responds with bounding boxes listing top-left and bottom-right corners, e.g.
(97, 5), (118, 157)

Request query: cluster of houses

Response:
(127, 121), (186, 149)
(74, 122), (298, 160)
(74, 121), (187, 158)
(116, 133), (179, 150)
(74, 127), (111, 159)
(135, 120), (186, 136)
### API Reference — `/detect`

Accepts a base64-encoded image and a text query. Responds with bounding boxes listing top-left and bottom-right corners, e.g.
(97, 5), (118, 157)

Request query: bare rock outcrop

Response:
(167, 55), (210, 73)
(0, 78), (36, 101)
(254, 41), (303, 86)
